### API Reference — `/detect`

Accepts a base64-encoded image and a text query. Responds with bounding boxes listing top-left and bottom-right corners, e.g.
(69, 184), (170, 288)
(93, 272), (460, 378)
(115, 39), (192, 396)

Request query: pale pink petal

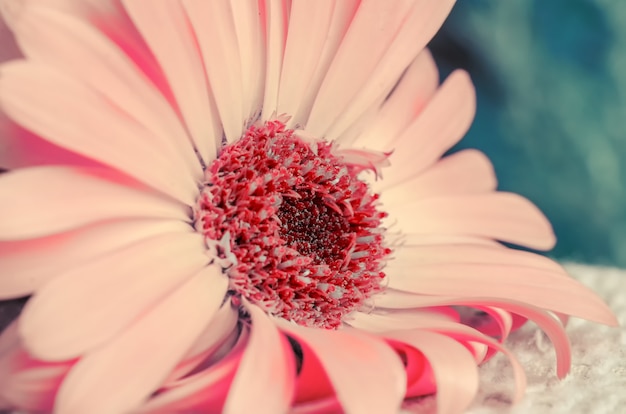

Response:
(347, 309), (458, 333)
(385, 192), (556, 250)
(0, 62), (199, 205)
(0, 219), (191, 299)
(277, 320), (406, 414)
(386, 244), (565, 275)
(277, 1), (335, 124)
(286, 0), (360, 126)
(379, 70), (476, 190)
(385, 339), (435, 398)
(388, 261), (616, 325)
(229, 0), (265, 121)
(307, 0), (455, 139)
(0, 9), (20, 63)
(223, 302), (296, 414)
(400, 234), (502, 247)
(349, 49), (440, 149)
(54, 266), (226, 414)
(122, 0), (220, 163)
(379, 149), (497, 205)
(0, 323), (73, 412)
(165, 302), (239, 384)
(10, 6), (202, 175)
(136, 330), (249, 414)
(19, 232), (212, 360)
(386, 330), (478, 414)
(323, 1), (457, 142)
(182, 0), (245, 143)
(0, 166), (188, 240)
(261, 0), (289, 116)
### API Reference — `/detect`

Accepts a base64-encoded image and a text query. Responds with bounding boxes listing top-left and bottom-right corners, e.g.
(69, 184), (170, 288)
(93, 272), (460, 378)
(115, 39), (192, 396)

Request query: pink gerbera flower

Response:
(0, 1), (617, 413)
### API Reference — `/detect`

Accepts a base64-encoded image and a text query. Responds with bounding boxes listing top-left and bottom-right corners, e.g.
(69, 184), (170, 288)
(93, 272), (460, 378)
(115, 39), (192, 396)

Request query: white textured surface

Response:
(404, 263), (626, 414)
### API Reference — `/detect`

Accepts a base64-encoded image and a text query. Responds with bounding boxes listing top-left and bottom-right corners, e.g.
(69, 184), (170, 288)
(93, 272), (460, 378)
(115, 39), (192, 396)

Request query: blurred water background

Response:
(430, 0), (626, 267)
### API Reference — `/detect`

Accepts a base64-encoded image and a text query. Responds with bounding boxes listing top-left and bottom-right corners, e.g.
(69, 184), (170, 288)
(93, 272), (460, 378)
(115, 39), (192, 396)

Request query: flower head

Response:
(0, 1), (617, 413)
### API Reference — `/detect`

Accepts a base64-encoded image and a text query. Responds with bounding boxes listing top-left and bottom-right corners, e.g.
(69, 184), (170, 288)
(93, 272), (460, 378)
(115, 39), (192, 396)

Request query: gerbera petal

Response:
(165, 302), (239, 384)
(0, 219), (192, 299)
(277, 321), (406, 414)
(387, 243), (564, 274)
(387, 330), (479, 414)
(54, 266), (226, 414)
(389, 262), (616, 325)
(0, 62), (199, 205)
(223, 302), (296, 414)
(386, 192), (556, 250)
(276, 0), (336, 125)
(182, 0), (246, 144)
(0, 166), (188, 240)
(379, 69), (476, 190)
(379, 149), (497, 205)
(323, 0), (457, 142)
(261, 0), (289, 117)
(307, 0), (455, 139)
(136, 330), (249, 414)
(19, 232), (211, 360)
(349, 49), (440, 149)
(9, 6), (202, 178)
(122, 0), (220, 163)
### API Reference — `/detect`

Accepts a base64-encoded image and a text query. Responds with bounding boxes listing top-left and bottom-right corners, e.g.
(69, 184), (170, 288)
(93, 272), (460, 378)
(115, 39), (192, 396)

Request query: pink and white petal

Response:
(261, 0), (290, 117)
(229, 0), (265, 122)
(0, 62), (199, 205)
(122, 0), (220, 163)
(388, 262), (616, 326)
(379, 149), (497, 206)
(400, 234), (502, 247)
(136, 330), (249, 414)
(0, 323), (74, 413)
(378, 70), (476, 191)
(54, 266), (225, 414)
(347, 309), (458, 333)
(324, 0), (457, 142)
(165, 302), (239, 384)
(386, 330), (479, 414)
(289, 0), (360, 126)
(277, 0), (335, 125)
(349, 49), (439, 149)
(385, 192), (556, 250)
(277, 320), (406, 414)
(223, 302), (296, 414)
(11, 6), (202, 177)
(385, 339), (434, 398)
(386, 244), (565, 275)
(0, 218), (192, 299)
(0, 117), (100, 170)
(305, 0), (416, 137)
(0, 166), (188, 240)
(19, 232), (212, 360)
(182, 0), (245, 144)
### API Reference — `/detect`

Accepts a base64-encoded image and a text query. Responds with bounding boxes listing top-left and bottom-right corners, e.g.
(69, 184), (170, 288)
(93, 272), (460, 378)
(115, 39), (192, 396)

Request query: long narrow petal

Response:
(182, 0), (245, 144)
(0, 219), (192, 299)
(122, 0), (220, 163)
(388, 262), (616, 325)
(54, 266), (227, 414)
(0, 62), (199, 205)
(379, 70), (476, 190)
(323, 0), (457, 141)
(385, 192), (556, 250)
(19, 232), (210, 360)
(0, 166), (188, 240)
(349, 49), (440, 149)
(10, 6), (202, 179)
(277, 321), (406, 414)
(261, 0), (289, 116)
(386, 330), (478, 414)
(223, 302), (295, 414)
(379, 149), (497, 205)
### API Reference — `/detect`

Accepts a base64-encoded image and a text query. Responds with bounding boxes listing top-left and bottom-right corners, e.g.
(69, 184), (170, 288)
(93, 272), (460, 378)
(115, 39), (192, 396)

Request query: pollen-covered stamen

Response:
(196, 119), (391, 329)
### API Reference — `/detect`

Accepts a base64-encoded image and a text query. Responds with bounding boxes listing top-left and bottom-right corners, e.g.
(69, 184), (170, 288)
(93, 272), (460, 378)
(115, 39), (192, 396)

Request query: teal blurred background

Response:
(431, 0), (626, 267)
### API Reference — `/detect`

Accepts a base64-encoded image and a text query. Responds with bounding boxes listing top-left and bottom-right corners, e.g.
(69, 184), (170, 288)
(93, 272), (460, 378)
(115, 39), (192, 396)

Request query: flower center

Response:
(195, 119), (390, 328)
